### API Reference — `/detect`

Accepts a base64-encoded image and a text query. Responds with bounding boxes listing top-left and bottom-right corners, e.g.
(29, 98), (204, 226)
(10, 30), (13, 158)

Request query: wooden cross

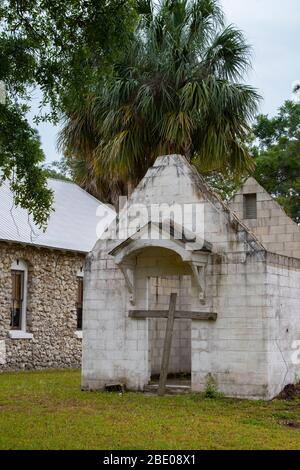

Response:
(129, 294), (217, 396)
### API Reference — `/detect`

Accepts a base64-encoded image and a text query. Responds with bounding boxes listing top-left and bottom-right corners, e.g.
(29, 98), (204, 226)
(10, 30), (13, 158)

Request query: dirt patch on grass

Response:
(282, 420), (300, 429)
(276, 384), (300, 401)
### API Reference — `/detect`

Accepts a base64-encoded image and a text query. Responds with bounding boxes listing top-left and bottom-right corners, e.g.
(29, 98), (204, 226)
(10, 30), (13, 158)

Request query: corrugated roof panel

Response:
(0, 178), (116, 253)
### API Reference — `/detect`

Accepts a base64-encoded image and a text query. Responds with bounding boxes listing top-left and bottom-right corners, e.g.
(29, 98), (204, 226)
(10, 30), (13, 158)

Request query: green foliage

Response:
(42, 159), (72, 182)
(0, 1), (137, 222)
(203, 170), (242, 201)
(254, 100), (300, 149)
(252, 101), (300, 223)
(0, 100), (53, 228)
(0, 0), (138, 120)
(203, 373), (222, 399)
(60, 0), (260, 203)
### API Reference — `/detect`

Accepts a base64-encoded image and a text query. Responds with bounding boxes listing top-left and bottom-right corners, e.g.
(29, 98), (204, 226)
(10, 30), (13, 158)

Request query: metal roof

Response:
(0, 178), (116, 253)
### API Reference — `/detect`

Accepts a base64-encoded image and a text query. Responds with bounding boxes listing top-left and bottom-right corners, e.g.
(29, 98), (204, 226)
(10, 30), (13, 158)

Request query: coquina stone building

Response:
(82, 154), (300, 400)
(0, 178), (114, 371)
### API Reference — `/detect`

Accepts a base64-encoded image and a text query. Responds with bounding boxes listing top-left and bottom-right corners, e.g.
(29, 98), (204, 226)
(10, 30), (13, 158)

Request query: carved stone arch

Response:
(113, 238), (193, 266)
(110, 236), (211, 305)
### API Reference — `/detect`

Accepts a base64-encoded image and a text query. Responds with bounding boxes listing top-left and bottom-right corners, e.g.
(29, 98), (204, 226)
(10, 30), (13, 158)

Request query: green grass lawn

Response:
(0, 369), (300, 450)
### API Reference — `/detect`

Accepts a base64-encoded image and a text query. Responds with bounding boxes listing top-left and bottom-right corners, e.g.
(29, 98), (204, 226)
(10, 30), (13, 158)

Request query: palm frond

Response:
(60, 0), (261, 199)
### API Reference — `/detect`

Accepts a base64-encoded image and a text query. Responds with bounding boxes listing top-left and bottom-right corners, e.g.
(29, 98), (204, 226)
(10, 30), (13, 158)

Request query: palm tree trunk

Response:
(127, 180), (135, 198)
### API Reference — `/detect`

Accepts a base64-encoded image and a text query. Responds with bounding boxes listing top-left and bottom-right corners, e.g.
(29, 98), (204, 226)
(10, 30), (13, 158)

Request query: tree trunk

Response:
(127, 180), (135, 198)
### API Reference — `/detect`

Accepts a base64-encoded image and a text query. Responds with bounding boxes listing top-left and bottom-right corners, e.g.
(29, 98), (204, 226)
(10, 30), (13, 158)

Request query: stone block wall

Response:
(0, 242), (84, 371)
(191, 251), (271, 399)
(190, 251), (300, 399)
(82, 244), (197, 390)
(82, 241), (150, 391)
(82, 155), (300, 399)
(264, 254), (300, 398)
(83, 243), (275, 398)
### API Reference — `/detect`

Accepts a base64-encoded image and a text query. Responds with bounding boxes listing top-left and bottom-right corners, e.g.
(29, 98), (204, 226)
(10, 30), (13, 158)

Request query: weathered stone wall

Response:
(82, 245), (195, 391)
(229, 177), (300, 258)
(82, 241), (148, 391)
(82, 155), (266, 395)
(191, 251), (270, 399)
(82, 155), (300, 399)
(0, 242), (84, 371)
(191, 251), (300, 400)
(264, 254), (300, 398)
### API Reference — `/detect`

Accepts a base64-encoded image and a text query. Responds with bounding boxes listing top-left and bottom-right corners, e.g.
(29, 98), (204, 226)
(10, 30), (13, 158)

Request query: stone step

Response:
(144, 384), (191, 395)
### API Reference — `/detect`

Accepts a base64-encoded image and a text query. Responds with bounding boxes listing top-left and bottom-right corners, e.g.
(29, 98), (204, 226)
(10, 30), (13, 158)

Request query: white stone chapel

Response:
(82, 154), (300, 400)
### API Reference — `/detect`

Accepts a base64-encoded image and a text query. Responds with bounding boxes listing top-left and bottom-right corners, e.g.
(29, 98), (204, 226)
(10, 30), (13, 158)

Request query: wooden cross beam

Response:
(129, 294), (217, 396)
(158, 293), (177, 396)
(129, 310), (217, 321)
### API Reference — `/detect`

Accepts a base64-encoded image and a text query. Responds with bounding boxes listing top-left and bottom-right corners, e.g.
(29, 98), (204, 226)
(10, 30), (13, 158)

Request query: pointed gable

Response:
(102, 155), (265, 256)
(229, 177), (300, 259)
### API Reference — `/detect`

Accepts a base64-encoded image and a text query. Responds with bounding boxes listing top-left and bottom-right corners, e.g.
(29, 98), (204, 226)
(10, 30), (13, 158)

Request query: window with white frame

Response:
(10, 259), (28, 331)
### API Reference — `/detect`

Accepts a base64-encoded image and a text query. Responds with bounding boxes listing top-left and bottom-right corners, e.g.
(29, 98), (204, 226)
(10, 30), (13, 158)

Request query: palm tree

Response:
(58, 98), (127, 203)
(59, 0), (260, 203)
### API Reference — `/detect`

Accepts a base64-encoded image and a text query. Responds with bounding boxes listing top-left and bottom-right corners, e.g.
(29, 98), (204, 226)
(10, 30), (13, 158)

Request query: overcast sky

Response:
(27, 0), (300, 163)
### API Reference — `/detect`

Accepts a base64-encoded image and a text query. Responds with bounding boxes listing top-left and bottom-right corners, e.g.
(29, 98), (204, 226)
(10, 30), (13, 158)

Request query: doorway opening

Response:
(147, 275), (192, 389)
